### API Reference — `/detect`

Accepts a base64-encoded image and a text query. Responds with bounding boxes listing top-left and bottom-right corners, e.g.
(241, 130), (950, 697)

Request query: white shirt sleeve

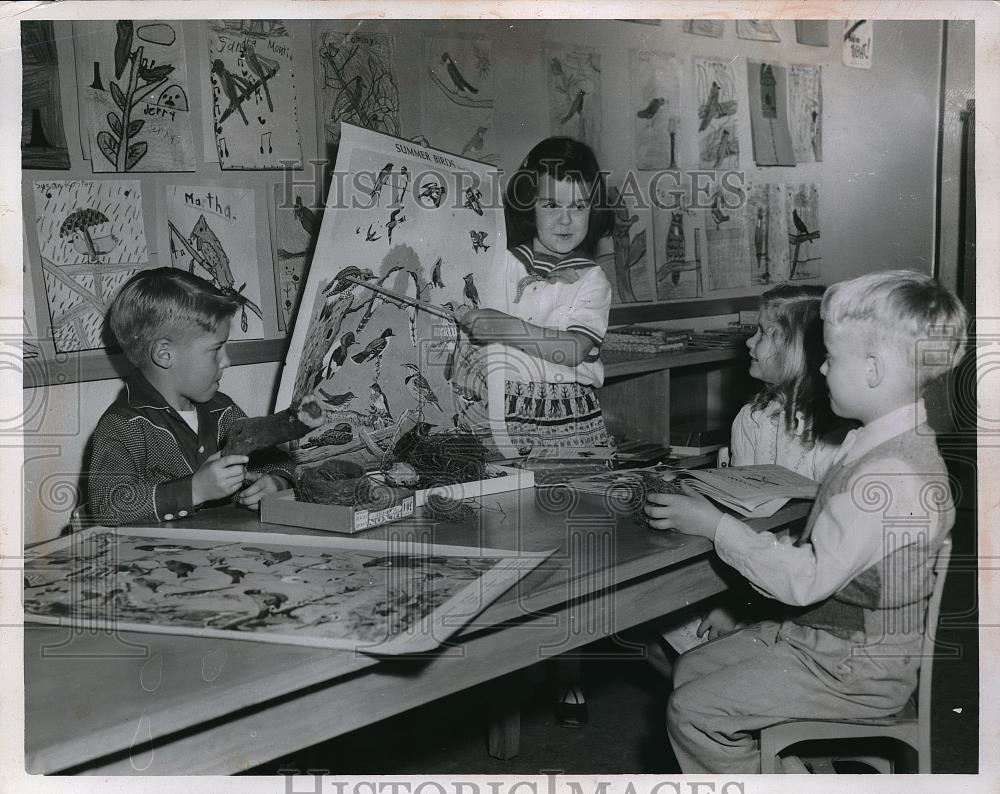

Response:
(560, 267), (612, 347)
(713, 456), (932, 606)
(729, 403), (761, 467)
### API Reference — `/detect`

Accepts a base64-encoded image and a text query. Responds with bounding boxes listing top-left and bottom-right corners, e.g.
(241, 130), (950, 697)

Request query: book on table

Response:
(683, 464), (819, 518)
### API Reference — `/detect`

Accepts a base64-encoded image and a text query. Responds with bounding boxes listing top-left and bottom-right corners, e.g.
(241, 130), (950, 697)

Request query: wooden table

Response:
(24, 489), (809, 774)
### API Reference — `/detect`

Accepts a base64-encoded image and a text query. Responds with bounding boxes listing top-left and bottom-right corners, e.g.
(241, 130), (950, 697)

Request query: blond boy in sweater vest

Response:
(644, 270), (967, 773)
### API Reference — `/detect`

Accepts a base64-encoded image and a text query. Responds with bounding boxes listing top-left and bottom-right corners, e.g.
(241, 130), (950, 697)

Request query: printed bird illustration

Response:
(318, 388), (357, 408)
(792, 209), (811, 236)
(211, 59), (252, 125)
(451, 413), (473, 432)
(370, 162), (393, 200)
(461, 126), (488, 157)
(190, 215), (235, 289)
(242, 40), (277, 112)
(293, 196), (320, 238)
(352, 328), (394, 364)
(394, 165), (410, 204)
(370, 382), (394, 420)
(561, 90), (586, 124)
(698, 81), (722, 132)
(386, 208), (405, 244)
(451, 381), (482, 404)
(463, 273), (480, 308)
(401, 363), (443, 412)
(318, 332), (357, 382)
(431, 257), (445, 289)
(441, 52), (479, 94)
(637, 97), (665, 119)
(469, 230), (490, 253)
(392, 420), (435, 462)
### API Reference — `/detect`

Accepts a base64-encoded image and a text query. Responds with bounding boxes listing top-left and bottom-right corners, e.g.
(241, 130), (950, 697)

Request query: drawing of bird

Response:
(317, 332), (357, 383)
(461, 126), (488, 157)
(561, 90), (586, 124)
(469, 230), (490, 253)
(637, 97), (665, 119)
(386, 208), (405, 244)
(293, 196), (320, 238)
(394, 165), (410, 204)
(463, 273), (480, 308)
(430, 257), (445, 289)
(792, 209), (811, 236)
(441, 52), (479, 93)
(318, 388), (357, 408)
(710, 194), (730, 227)
(190, 215), (235, 290)
(401, 363), (443, 411)
(698, 81), (721, 132)
(352, 328), (394, 364)
(392, 420), (435, 462)
(242, 40), (277, 112)
(211, 59), (251, 125)
(370, 162), (393, 200)
(370, 382), (394, 420)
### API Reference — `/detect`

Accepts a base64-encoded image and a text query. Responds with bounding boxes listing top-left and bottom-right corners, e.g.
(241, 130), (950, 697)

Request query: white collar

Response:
(834, 400), (927, 466)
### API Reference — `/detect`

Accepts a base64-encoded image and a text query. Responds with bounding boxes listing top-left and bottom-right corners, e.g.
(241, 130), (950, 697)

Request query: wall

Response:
(22, 18), (959, 543)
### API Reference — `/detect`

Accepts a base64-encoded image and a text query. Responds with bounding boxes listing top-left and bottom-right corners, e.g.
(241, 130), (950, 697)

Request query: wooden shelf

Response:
(603, 346), (745, 378)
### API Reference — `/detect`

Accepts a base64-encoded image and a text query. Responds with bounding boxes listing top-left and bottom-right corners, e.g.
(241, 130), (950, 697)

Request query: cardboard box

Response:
(415, 464), (534, 506)
(261, 488), (415, 533)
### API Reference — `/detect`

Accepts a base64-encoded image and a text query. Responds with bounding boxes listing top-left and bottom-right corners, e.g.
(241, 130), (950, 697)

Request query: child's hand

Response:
(455, 308), (510, 343)
(696, 605), (741, 640)
(235, 471), (288, 510)
(643, 481), (724, 538)
(192, 452), (249, 505)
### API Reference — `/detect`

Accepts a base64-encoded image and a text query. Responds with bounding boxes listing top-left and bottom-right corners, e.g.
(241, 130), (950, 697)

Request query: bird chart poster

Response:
(23, 526), (553, 655)
(419, 37), (497, 165)
(73, 20), (196, 173)
(277, 123), (511, 471)
(165, 185), (264, 339)
(206, 20), (303, 170)
(545, 44), (602, 157)
(314, 27), (401, 148)
(630, 50), (683, 171)
(786, 183), (822, 280)
(693, 57), (739, 170)
(746, 61), (795, 167)
(21, 20), (71, 170)
(595, 182), (654, 305)
(271, 181), (323, 331)
(787, 64), (823, 163)
(32, 179), (148, 352)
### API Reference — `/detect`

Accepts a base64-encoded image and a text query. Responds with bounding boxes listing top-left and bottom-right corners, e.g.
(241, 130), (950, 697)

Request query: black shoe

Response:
(554, 689), (588, 728)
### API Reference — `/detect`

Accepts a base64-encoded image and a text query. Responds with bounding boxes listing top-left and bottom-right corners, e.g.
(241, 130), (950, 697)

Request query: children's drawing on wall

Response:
(545, 44), (602, 156)
(32, 179), (148, 352)
(650, 179), (703, 301)
(21, 21), (70, 169)
(165, 185), (264, 339)
(704, 185), (747, 291)
(419, 37), (496, 164)
(736, 20), (781, 42)
(795, 21), (830, 47)
(747, 61), (795, 167)
(786, 183), (821, 279)
(683, 20), (724, 38)
(24, 527), (551, 654)
(277, 124), (509, 472)
(315, 27), (400, 148)
(23, 262), (42, 359)
(742, 183), (789, 286)
(73, 20), (195, 172)
(842, 20), (873, 70)
(596, 182), (654, 304)
(206, 20), (302, 170)
(630, 50), (683, 171)
(694, 57), (739, 170)
(272, 182), (322, 331)
(787, 64), (822, 162)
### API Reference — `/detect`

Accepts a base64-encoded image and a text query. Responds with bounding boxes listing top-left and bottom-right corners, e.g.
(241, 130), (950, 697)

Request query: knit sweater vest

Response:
(790, 425), (951, 642)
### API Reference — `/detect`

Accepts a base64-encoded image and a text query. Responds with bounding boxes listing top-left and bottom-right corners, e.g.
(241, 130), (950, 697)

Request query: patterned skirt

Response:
(504, 380), (614, 451)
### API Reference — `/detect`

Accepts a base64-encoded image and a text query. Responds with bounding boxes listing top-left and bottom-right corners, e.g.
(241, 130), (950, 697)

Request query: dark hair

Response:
(751, 283), (837, 442)
(109, 267), (239, 365)
(504, 137), (613, 257)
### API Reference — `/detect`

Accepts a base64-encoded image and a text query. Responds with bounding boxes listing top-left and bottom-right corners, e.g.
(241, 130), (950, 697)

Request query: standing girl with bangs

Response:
(456, 136), (615, 453)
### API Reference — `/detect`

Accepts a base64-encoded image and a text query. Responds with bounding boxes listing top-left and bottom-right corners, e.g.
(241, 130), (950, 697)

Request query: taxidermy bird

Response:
(461, 126), (488, 157)
(441, 52), (478, 93)
(792, 209), (811, 236)
(636, 97), (665, 119)
(242, 40), (276, 111)
(352, 328), (394, 364)
(401, 363), (443, 412)
(431, 257), (445, 289)
(463, 273), (480, 308)
(370, 382), (393, 420)
(318, 389), (356, 408)
(561, 90), (586, 124)
(211, 59), (251, 125)
(318, 332), (357, 382)
(392, 420), (435, 462)
(699, 80), (721, 132)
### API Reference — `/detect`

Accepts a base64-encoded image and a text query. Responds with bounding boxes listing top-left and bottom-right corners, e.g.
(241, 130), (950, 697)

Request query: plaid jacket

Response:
(87, 370), (293, 526)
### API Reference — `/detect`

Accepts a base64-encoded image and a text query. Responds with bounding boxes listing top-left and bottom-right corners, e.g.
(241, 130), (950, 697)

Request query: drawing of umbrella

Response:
(60, 208), (115, 264)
